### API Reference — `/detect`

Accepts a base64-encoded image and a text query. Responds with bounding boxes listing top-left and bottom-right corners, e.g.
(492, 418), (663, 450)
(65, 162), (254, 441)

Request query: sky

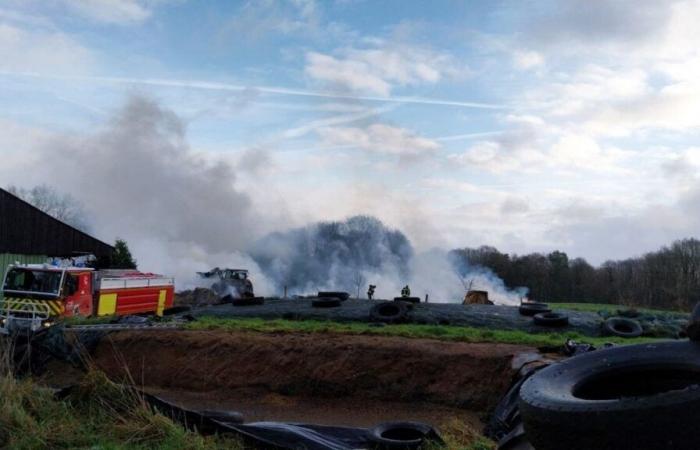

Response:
(1, 0), (700, 265)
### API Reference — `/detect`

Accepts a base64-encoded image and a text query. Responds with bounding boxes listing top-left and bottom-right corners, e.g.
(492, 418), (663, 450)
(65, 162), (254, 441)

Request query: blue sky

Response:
(1, 0), (700, 266)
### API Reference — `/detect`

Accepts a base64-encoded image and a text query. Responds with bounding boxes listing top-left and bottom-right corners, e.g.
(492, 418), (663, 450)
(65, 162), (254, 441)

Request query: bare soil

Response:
(91, 330), (535, 417)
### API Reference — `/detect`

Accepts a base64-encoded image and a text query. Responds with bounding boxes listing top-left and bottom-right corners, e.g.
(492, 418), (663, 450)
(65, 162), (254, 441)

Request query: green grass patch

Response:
(549, 302), (688, 316)
(186, 316), (663, 347)
(0, 369), (245, 449)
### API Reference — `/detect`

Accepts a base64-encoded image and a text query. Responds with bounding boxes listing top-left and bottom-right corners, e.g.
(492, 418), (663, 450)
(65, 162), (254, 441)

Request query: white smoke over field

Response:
(16, 94), (526, 302)
(249, 215), (527, 304)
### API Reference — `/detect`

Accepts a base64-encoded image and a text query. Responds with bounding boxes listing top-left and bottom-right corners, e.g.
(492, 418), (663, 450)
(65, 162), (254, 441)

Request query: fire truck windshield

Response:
(2, 268), (63, 296)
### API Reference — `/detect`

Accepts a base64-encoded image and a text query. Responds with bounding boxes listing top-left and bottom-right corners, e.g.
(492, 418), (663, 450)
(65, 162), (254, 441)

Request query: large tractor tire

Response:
(602, 317), (643, 338)
(518, 302), (550, 316)
(533, 312), (569, 327)
(519, 341), (700, 450)
(370, 301), (408, 324)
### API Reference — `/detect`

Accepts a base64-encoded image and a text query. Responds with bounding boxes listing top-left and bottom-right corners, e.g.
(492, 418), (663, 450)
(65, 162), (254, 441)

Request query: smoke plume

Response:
(18, 94), (525, 302)
(251, 215), (413, 297)
(24, 95), (272, 290)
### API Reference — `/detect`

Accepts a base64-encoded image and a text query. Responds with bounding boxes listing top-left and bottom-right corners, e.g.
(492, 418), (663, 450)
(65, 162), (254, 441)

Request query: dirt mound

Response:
(174, 288), (219, 307)
(92, 330), (534, 412)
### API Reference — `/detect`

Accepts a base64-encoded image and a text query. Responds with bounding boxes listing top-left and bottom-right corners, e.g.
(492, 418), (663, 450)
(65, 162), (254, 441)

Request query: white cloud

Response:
(316, 123), (440, 157)
(448, 124), (630, 175)
(513, 50), (543, 70)
(305, 42), (462, 96)
(0, 23), (92, 73)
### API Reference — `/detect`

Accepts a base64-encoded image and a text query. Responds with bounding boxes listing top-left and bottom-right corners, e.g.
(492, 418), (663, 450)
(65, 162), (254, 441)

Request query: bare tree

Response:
(7, 184), (91, 232)
(352, 270), (367, 299)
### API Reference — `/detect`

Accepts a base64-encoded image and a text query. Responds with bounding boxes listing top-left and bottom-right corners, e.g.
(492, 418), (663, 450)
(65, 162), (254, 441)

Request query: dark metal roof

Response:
(0, 187), (114, 257)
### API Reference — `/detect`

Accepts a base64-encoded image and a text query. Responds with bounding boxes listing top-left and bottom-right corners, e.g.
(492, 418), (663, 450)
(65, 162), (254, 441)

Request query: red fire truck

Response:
(0, 264), (174, 333)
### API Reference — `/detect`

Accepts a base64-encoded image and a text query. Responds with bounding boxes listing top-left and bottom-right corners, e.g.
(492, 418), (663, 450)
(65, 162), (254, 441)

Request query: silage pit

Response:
(89, 329), (538, 426)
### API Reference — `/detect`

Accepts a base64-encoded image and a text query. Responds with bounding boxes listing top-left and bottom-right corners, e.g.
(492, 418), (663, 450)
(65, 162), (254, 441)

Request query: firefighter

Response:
(367, 284), (376, 300)
(401, 285), (411, 297)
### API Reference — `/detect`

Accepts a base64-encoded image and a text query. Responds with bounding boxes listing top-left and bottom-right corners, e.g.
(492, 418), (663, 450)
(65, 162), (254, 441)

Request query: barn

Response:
(0, 187), (114, 277)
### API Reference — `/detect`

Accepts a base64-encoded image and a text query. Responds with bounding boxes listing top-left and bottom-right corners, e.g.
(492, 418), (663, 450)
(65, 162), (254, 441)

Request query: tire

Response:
(533, 312), (569, 327)
(368, 421), (441, 449)
(318, 291), (350, 301)
(370, 301), (408, 324)
(231, 297), (264, 307)
(393, 297), (420, 305)
(311, 297), (341, 308)
(519, 303), (550, 316)
(519, 341), (700, 450)
(602, 317), (642, 337)
(163, 306), (191, 316)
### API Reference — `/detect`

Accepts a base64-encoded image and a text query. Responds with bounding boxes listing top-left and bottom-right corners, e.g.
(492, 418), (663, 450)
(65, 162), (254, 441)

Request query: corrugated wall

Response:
(0, 253), (48, 301)
(0, 188), (114, 257)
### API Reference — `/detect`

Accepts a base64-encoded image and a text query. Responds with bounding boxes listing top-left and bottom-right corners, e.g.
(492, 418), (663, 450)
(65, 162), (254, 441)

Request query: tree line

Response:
(449, 238), (700, 311)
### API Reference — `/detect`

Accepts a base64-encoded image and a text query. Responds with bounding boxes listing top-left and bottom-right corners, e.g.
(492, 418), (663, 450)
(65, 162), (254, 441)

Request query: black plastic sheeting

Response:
(53, 386), (444, 450)
(145, 389), (444, 449)
(32, 326), (444, 449)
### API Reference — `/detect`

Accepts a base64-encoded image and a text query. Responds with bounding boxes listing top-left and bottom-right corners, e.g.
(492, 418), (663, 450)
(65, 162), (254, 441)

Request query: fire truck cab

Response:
(0, 264), (174, 334)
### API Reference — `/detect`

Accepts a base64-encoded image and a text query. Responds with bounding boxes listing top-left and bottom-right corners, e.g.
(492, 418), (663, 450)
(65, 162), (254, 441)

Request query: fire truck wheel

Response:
(393, 296), (420, 305)
(533, 312), (569, 327)
(602, 318), (643, 338)
(368, 421), (441, 449)
(311, 297), (342, 308)
(518, 303), (551, 316)
(519, 341), (700, 450)
(370, 301), (408, 324)
(231, 297), (265, 307)
(318, 291), (350, 301)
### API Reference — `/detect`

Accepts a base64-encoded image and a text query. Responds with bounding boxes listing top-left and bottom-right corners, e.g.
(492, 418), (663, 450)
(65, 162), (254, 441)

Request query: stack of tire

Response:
(519, 302), (569, 327)
(311, 291), (349, 308)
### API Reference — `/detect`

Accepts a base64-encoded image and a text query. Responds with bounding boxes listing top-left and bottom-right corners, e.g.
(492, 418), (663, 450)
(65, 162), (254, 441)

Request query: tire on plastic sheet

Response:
(519, 341), (700, 450)
(370, 301), (408, 324)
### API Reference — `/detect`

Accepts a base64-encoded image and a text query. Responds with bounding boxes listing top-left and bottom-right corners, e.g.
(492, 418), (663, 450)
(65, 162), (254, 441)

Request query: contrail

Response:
(282, 103), (397, 138)
(435, 130), (506, 142)
(0, 71), (507, 110)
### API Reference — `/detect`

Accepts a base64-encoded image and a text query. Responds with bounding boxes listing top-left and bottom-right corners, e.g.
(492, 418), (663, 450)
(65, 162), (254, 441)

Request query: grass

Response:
(436, 418), (496, 449)
(186, 316), (664, 347)
(0, 371), (246, 449)
(549, 302), (688, 316)
(0, 336), (245, 450)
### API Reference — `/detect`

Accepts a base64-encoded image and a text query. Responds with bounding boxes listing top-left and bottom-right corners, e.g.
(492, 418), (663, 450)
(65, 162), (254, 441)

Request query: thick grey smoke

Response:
(251, 215), (526, 304)
(251, 215), (413, 297)
(24, 95), (274, 292)
(44, 96), (255, 252)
